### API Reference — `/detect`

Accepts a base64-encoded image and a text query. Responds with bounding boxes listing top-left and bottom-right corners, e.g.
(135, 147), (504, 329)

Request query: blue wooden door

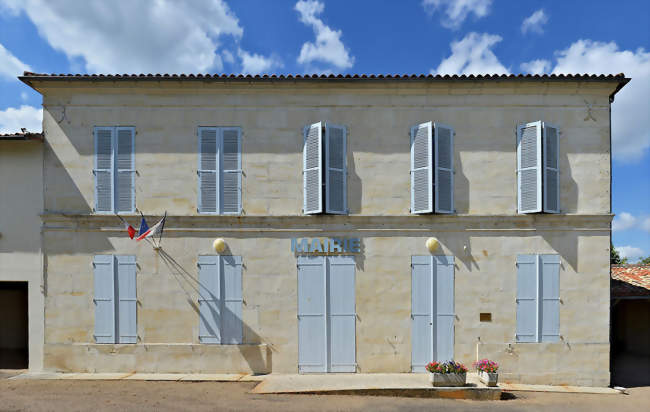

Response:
(434, 255), (455, 362)
(327, 256), (356, 372)
(411, 256), (432, 372)
(411, 255), (455, 371)
(298, 256), (327, 373)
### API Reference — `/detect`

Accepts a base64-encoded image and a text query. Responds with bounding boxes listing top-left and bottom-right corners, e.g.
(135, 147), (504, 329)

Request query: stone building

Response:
(17, 72), (629, 385)
(0, 131), (44, 371)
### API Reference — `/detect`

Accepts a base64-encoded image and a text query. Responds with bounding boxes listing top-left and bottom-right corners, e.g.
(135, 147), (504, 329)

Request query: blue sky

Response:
(1, 0), (648, 260)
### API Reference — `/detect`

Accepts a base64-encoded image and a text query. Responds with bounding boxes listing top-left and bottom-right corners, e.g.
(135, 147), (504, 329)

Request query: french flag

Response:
(136, 215), (166, 241)
(123, 221), (136, 239)
(117, 216), (136, 239)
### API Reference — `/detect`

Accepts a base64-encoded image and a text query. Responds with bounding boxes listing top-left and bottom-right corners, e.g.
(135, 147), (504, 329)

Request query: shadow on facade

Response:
(156, 247), (271, 374)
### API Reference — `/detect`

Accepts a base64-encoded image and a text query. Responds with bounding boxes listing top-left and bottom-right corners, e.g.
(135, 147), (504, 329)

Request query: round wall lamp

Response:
(426, 237), (439, 253)
(213, 238), (226, 253)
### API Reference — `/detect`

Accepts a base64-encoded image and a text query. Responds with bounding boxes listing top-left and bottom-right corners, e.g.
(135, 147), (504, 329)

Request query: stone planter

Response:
(479, 371), (498, 387)
(429, 372), (467, 387)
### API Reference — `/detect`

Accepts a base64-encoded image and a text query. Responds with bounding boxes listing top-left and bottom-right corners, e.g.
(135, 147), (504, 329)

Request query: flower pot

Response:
(479, 371), (498, 387)
(429, 372), (467, 387)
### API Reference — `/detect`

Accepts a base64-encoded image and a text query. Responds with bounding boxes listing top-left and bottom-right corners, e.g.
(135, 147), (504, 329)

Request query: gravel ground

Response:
(0, 380), (648, 412)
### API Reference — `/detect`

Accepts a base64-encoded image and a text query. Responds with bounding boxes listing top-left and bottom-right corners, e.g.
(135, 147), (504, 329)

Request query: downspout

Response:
(608, 93), (613, 387)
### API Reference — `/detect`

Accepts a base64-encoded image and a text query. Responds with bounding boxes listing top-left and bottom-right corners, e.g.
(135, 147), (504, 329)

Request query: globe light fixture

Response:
(213, 238), (226, 253)
(426, 237), (439, 253)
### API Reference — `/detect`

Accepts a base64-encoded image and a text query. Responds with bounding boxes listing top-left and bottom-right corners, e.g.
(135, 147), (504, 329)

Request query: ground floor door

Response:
(0, 282), (28, 369)
(411, 256), (455, 372)
(298, 255), (356, 373)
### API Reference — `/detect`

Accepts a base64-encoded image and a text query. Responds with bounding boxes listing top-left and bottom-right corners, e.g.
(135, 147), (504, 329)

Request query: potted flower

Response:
(473, 359), (499, 387)
(425, 361), (468, 387)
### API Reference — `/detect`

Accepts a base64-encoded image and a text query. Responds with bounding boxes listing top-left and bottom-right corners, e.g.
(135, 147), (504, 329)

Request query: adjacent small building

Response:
(13, 72), (629, 385)
(0, 132), (44, 370)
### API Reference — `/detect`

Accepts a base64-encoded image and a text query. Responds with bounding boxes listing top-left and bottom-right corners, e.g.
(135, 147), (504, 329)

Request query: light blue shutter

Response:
(93, 255), (115, 343)
(540, 254), (560, 342)
(517, 122), (542, 213)
(115, 127), (135, 213)
(94, 127), (114, 213)
(543, 124), (560, 213)
(303, 122), (323, 214)
(327, 256), (356, 372)
(434, 123), (454, 214)
(198, 127), (218, 213)
(221, 128), (241, 214)
(198, 255), (221, 343)
(411, 122), (433, 214)
(221, 255), (243, 344)
(325, 123), (347, 214)
(298, 256), (326, 372)
(116, 255), (137, 343)
(434, 255), (454, 361)
(411, 256), (432, 372)
(516, 254), (538, 342)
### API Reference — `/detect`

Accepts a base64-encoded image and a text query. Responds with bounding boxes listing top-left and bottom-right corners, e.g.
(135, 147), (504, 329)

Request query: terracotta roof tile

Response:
(611, 265), (650, 297)
(0, 130), (43, 141)
(19, 72), (631, 101)
(20, 71), (628, 81)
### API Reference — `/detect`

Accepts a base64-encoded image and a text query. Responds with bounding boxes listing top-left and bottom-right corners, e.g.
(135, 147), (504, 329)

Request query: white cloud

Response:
(222, 49), (235, 65)
(617, 245), (645, 261)
(0, 105), (42, 133)
(0, 0), (243, 73)
(0, 42), (31, 80)
(520, 59), (551, 74)
(642, 218), (650, 233)
(237, 49), (282, 75)
(422, 0), (492, 30)
(551, 40), (650, 161)
(613, 212), (650, 233)
(432, 32), (509, 75)
(613, 212), (638, 232)
(521, 9), (548, 35)
(295, 0), (354, 71)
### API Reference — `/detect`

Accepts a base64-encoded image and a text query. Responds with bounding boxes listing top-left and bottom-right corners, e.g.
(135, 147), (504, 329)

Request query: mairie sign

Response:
(291, 237), (361, 254)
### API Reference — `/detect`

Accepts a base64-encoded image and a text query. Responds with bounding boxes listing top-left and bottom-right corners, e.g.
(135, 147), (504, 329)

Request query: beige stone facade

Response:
(23, 75), (625, 385)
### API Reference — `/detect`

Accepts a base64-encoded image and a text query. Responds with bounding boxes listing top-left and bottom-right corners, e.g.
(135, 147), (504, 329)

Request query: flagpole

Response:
(158, 211), (167, 247)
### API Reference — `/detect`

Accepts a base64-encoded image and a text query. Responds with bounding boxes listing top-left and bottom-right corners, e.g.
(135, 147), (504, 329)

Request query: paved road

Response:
(0, 380), (648, 411)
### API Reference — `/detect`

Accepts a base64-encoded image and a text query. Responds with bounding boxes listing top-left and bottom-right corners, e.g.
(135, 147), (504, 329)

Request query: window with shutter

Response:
(198, 127), (219, 214)
(116, 255), (137, 344)
(116, 127), (135, 213)
(517, 122), (543, 214)
(302, 121), (349, 215)
(543, 124), (560, 213)
(410, 122), (455, 214)
(198, 127), (242, 214)
(434, 123), (454, 214)
(540, 254), (560, 342)
(93, 255), (116, 343)
(325, 124), (347, 214)
(198, 255), (243, 344)
(518, 121), (561, 214)
(94, 128), (114, 213)
(303, 122), (323, 214)
(93, 255), (137, 344)
(221, 255), (243, 344)
(410, 122), (433, 214)
(516, 254), (560, 343)
(94, 126), (135, 214)
(221, 128), (242, 214)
